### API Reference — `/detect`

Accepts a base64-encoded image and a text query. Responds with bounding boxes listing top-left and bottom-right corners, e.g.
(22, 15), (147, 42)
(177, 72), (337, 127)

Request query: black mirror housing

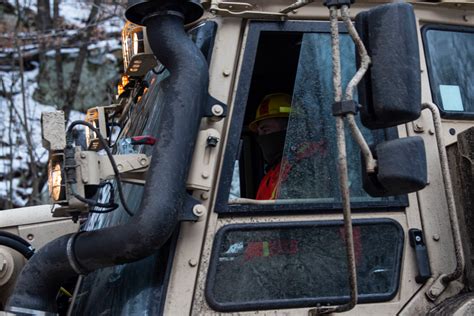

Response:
(362, 136), (428, 197)
(356, 3), (421, 129)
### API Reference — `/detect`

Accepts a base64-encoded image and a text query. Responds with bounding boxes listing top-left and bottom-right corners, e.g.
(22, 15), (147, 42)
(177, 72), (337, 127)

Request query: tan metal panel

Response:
(164, 17), (246, 316)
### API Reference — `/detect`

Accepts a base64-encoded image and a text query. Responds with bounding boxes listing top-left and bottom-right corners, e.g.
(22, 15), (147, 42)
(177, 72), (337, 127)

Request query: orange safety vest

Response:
(256, 162), (281, 200)
(255, 140), (328, 200)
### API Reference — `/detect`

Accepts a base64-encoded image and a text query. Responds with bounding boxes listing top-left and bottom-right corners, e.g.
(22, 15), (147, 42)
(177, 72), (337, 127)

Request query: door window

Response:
(218, 21), (406, 214)
(206, 219), (404, 311)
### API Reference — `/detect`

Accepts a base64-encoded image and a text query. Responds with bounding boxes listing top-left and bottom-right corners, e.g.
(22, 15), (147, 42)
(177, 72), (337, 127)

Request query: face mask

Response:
(256, 130), (286, 167)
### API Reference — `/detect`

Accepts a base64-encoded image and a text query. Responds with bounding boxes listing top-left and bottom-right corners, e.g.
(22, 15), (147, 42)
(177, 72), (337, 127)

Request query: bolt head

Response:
(80, 153), (87, 159)
(211, 105), (224, 117)
(188, 259), (198, 267)
(140, 158), (147, 166)
(193, 204), (206, 217)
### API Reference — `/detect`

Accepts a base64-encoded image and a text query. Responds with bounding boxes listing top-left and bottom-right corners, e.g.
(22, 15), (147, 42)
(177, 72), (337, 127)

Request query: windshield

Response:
(71, 21), (217, 315)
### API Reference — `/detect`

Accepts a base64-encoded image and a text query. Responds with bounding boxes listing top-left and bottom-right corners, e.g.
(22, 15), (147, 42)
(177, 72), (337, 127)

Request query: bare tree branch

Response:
(0, 78), (15, 209)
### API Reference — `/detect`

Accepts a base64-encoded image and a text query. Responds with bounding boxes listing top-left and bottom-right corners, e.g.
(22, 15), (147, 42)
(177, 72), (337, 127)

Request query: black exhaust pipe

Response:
(7, 1), (207, 313)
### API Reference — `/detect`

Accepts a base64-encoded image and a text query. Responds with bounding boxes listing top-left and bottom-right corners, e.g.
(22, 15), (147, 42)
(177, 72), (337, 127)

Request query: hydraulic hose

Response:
(0, 231), (33, 249)
(7, 2), (208, 313)
(0, 236), (35, 259)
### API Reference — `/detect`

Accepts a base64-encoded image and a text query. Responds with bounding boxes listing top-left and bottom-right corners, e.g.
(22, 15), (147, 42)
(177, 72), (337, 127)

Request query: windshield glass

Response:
(71, 21), (217, 315)
(423, 26), (474, 117)
(278, 33), (385, 202)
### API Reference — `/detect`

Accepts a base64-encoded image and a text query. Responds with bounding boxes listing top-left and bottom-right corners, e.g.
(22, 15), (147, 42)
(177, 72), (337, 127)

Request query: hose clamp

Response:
(67, 233), (88, 275)
(8, 306), (56, 316)
(324, 0), (355, 8)
(332, 100), (360, 116)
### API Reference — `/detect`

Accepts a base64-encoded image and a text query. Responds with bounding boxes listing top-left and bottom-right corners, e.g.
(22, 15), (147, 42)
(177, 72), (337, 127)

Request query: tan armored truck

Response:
(1, 0), (474, 315)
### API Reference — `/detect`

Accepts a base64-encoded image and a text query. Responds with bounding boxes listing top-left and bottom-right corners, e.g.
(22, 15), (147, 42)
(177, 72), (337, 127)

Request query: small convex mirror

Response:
(356, 3), (421, 129)
(362, 136), (428, 197)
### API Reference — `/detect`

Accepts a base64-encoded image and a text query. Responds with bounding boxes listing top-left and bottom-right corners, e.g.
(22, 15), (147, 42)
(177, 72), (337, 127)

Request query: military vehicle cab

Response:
(1, 0), (474, 315)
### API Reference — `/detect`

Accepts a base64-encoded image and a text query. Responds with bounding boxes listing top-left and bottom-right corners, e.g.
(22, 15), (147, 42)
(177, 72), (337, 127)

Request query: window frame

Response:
(421, 24), (474, 120)
(216, 20), (408, 215)
(205, 218), (404, 312)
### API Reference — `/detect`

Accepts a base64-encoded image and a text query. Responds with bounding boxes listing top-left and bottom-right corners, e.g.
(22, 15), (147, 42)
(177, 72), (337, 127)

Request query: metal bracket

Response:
(53, 152), (150, 218)
(186, 128), (221, 191)
(179, 195), (201, 222)
(109, 155), (150, 185)
(332, 100), (360, 116)
(217, 1), (253, 11)
(427, 274), (448, 301)
(426, 275), (464, 302)
(204, 94), (227, 122)
(85, 104), (123, 151)
(206, 1), (287, 19)
(77, 151), (149, 186)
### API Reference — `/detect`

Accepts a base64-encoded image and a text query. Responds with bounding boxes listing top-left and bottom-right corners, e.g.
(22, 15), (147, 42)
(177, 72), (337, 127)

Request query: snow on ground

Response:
(43, 38), (122, 60)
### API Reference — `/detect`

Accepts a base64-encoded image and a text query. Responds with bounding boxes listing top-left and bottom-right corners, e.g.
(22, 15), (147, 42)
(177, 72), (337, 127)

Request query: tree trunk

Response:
(53, 0), (65, 103)
(15, 0), (41, 205)
(36, 0), (53, 78)
(0, 78), (15, 209)
(63, 0), (102, 121)
(36, 0), (52, 31)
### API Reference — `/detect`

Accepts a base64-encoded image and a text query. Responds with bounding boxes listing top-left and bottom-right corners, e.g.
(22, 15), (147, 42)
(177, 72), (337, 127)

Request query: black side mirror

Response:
(356, 3), (421, 129)
(362, 136), (428, 197)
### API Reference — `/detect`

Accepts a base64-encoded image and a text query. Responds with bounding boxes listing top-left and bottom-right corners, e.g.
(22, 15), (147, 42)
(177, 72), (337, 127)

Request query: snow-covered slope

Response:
(0, 1), (125, 207)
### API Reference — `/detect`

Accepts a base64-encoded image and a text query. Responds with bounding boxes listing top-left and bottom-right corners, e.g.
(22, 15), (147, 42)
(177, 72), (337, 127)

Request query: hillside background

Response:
(0, 0), (127, 209)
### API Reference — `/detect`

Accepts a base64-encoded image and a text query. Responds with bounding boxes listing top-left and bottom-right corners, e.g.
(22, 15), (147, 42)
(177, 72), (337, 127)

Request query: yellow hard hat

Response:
(249, 93), (292, 132)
